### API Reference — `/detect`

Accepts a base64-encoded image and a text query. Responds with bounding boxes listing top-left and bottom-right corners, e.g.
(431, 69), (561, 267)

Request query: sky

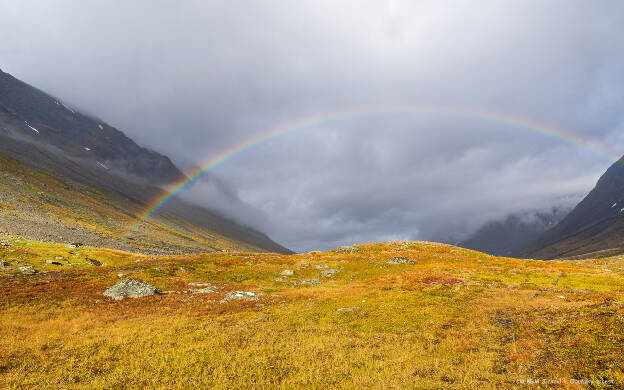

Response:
(2, 0), (624, 252)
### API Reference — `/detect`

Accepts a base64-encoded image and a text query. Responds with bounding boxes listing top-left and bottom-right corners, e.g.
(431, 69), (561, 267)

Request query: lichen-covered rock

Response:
(17, 265), (36, 274)
(190, 286), (219, 294)
(221, 291), (263, 303)
(103, 278), (160, 300)
(46, 259), (63, 266)
(387, 257), (416, 264)
(336, 246), (359, 254)
(86, 258), (102, 266)
(320, 269), (340, 277)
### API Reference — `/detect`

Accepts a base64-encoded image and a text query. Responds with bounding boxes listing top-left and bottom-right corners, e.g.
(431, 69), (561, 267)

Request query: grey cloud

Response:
(1, 0), (623, 252)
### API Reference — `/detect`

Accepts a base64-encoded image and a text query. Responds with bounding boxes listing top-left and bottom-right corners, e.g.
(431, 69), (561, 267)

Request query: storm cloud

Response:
(2, 0), (624, 251)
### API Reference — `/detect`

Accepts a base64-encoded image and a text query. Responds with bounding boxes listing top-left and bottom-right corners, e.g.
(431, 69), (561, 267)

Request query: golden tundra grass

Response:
(1, 239), (623, 389)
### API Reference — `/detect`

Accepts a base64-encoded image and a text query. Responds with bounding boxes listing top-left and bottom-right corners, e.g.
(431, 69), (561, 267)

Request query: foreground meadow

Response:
(1, 237), (623, 389)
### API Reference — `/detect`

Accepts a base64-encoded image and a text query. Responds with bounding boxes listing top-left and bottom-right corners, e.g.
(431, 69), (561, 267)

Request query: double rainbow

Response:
(129, 103), (619, 231)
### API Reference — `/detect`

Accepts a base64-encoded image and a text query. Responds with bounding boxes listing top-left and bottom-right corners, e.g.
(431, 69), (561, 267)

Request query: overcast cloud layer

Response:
(2, 0), (624, 252)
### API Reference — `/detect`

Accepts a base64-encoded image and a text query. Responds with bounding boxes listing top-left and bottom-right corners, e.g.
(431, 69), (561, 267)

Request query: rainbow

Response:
(129, 103), (619, 231)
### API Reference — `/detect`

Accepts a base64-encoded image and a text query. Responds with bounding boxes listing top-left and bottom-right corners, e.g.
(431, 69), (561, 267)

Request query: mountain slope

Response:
(0, 68), (290, 254)
(520, 156), (624, 259)
(459, 208), (570, 256)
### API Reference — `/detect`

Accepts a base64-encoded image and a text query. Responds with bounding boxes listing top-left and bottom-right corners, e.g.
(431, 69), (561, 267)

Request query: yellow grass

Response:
(1, 240), (623, 388)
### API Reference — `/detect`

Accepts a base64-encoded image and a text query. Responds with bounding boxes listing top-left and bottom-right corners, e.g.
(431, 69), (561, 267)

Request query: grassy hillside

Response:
(1, 237), (622, 388)
(0, 139), (289, 255)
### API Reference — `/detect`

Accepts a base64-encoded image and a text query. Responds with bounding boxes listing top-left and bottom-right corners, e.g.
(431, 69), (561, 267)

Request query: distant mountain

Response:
(459, 207), (570, 256)
(0, 68), (182, 184)
(520, 156), (624, 259)
(0, 68), (291, 254)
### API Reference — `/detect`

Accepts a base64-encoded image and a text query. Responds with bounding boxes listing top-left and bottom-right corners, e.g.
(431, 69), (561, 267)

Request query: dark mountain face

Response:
(520, 156), (624, 259)
(0, 68), (182, 184)
(459, 208), (569, 256)
(0, 68), (291, 254)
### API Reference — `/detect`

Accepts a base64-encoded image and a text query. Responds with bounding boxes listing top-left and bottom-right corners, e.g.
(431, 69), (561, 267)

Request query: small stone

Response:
(336, 246), (359, 254)
(336, 307), (359, 312)
(0, 260), (8, 267)
(86, 258), (102, 266)
(221, 291), (263, 303)
(301, 278), (322, 285)
(314, 264), (329, 269)
(320, 269), (340, 277)
(55, 256), (64, 260)
(387, 257), (416, 264)
(299, 263), (310, 268)
(17, 265), (36, 275)
(178, 267), (191, 273)
(103, 278), (160, 300)
(190, 286), (219, 294)
(275, 277), (286, 282)
(188, 282), (215, 287)
(117, 273), (125, 278)
(281, 269), (294, 276)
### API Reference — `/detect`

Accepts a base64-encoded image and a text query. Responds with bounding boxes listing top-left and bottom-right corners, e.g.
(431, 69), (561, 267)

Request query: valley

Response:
(1, 237), (622, 388)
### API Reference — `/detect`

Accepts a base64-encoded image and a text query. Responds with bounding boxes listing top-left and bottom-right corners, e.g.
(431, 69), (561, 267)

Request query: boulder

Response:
(46, 260), (63, 266)
(320, 269), (340, 277)
(103, 278), (160, 300)
(190, 286), (219, 294)
(86, 258), (102, 266)
(336, 307), (359, 312)
(336, 246), (359, 254)
(17, 265), (36, 274)
(221, 291), (263, 303)
(387, 257), (416, 264)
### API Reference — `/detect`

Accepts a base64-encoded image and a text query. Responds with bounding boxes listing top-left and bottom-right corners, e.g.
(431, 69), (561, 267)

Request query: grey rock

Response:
(103, 278), (160, 300)
(387, 257), (416, 264)
(301, 278), (322, 285)
(0, 260), (8, 267)
(281, 269), (294, 276)
(221, 291), (263, 303)
(320, 269), (340, 277)
(17, 265), (36, 274)
(336, 307), (359, 312)
(86, 258), (102, 266)
(314, 264), (329, 269)
(336, 246), (359, 254)
(190, 286), (219, 294)
(46, 260), (63, 266)
(178, 267), (191, 273)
